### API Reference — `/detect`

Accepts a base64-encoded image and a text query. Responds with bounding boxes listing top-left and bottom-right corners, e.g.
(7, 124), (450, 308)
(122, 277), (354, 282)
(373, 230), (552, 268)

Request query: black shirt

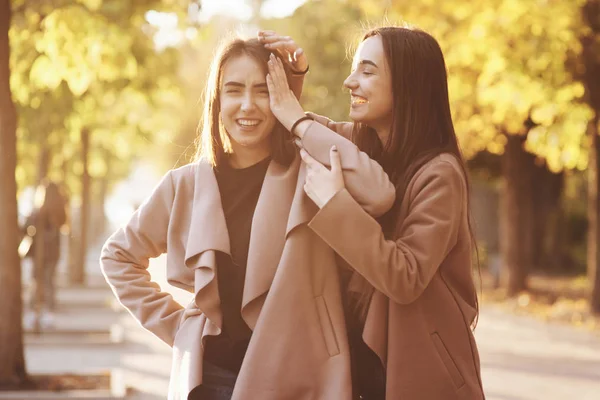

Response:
(339, 267), (386, 399)
(203, 156), (270, 373)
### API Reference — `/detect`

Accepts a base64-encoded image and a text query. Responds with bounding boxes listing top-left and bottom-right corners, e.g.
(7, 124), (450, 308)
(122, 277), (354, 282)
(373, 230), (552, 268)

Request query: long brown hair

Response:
(194, 37), (295, 168)
(351, 27), (480, 326)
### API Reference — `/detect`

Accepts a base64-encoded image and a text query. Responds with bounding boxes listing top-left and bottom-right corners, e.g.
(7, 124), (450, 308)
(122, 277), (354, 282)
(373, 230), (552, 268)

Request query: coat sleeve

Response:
(308, 160), (466, 305)
(100, 171), (184, 347)
(300, 113), (394, 218)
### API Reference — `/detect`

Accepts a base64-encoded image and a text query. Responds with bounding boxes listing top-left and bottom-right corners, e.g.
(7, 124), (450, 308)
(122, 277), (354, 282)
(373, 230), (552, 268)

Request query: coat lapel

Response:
(241, 154), (318, 329)
(183, 157), (319, 332)
(184, 162), (230, 331)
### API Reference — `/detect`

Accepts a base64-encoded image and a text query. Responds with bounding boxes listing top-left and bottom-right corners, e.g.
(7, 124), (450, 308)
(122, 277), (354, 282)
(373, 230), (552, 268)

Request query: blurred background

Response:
(1, 0), (600, 399)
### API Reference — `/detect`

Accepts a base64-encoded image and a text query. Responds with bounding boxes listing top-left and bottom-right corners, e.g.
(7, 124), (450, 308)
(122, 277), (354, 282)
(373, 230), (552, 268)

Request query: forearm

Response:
(301, 122), (395, 217)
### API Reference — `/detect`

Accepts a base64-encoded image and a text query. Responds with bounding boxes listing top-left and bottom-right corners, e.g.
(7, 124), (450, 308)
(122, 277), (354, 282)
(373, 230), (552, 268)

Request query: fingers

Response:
(262, 36), (294, 46)
(258, 30), (279, 39)
(329, 145), (342, 173)
(299, 148), (316, 165)
(300, 149), (328, 175)
(266, 72), (275, 97)
(267, 56), (283, 92)
(268, 54), (287, 86)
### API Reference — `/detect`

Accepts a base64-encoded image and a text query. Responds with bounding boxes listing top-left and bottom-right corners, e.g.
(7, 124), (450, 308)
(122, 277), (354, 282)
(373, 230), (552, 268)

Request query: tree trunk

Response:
(531, 163), (564, 271)
(97, 151), (110, 238)
(581, 0), (600, 314)
(589, 117), (600, 313)
(0, 0), (29, 387)
(37, 145), (49, 183)
(71, 128), (90, 285)
(500, 134), (535, 295)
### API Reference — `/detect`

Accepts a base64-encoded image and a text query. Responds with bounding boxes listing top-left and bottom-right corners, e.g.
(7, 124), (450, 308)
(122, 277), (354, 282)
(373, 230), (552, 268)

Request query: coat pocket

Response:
(431, 332), (465, 389)
(315, 295), (340, 357)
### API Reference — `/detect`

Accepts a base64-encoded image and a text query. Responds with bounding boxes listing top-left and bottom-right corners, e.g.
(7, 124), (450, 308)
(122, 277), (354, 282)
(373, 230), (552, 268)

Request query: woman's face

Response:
(219, 54), (276, 154)
(344, 35), (394, 133)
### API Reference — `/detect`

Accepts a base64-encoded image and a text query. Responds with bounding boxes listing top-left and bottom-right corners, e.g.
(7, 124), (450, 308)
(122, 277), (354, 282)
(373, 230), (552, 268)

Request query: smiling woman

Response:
(100, 34), (396, 400)
(195, 38), (296, 169)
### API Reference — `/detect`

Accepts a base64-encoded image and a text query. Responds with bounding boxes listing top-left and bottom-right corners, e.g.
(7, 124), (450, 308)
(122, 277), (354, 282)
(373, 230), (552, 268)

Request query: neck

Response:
(228, 142), (271, 169)
(369, 114), (393, 145)
(371, 123), (391, 145)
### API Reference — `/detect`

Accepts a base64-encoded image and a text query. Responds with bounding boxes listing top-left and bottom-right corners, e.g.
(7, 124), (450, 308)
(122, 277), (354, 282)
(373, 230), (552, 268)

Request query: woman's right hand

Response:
(258, 30), (308, 74)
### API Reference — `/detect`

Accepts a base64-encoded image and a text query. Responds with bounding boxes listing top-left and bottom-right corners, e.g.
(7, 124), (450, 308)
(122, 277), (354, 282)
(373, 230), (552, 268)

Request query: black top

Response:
(203, 156), (271, 373)
(339, 266), (386, 399)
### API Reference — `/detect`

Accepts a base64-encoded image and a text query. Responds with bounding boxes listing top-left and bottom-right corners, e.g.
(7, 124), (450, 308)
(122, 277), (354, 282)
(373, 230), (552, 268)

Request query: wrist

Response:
(290, 113), (314, 138)
(293, 119), (312, 139)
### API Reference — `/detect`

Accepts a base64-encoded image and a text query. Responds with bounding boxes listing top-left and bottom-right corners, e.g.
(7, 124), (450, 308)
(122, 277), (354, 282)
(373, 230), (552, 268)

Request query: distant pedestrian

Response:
(22, 179), (67, 330)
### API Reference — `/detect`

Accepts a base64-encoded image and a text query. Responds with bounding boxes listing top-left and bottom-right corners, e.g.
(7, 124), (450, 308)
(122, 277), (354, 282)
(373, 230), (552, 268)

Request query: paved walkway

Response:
(23, 233), (600, 399)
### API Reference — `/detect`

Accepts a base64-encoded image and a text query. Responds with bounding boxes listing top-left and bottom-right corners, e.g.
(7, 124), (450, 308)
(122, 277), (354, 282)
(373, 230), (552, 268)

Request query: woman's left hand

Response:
(301, 146), (345, 208)
(258, 30), (308, 74)
(266, 54), (306, 132)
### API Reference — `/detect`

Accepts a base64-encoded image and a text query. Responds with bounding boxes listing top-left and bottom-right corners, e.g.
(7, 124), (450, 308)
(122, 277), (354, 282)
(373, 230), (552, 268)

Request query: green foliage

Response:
(10, 0), (185, 197)
(349, 0), (593, 171)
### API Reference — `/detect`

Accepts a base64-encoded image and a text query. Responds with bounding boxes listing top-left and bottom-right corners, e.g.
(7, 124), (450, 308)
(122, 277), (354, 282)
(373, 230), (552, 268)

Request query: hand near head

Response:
(266, 54), (306, 133)
(300, 146), (345, 208)
(258, 30), (308, 74)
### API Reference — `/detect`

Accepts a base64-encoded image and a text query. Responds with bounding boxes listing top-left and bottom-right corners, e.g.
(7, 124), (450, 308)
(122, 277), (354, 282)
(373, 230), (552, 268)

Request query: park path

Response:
(24, 233), (600, 399)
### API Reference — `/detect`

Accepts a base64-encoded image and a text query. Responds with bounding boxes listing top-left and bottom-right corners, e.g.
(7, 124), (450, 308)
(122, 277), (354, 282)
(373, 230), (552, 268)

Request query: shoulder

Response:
(168, 160), (213, 187)
(407, 153), (467, 199)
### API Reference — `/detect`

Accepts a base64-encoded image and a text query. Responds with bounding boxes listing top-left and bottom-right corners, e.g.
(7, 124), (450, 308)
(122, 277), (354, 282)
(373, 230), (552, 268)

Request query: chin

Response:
(230, 134), (269, 148)
(349, 111), (367, 123)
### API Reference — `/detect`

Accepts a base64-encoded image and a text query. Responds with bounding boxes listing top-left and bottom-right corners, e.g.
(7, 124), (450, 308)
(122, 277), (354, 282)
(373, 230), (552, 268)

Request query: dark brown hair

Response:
(350, 27), (480, 326)
(194, 37), (296, 167)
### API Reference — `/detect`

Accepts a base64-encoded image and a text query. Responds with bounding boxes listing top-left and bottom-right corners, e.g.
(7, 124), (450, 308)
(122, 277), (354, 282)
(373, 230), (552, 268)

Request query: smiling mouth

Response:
(351, 95), (368, 105)
(237, 118), (262, 127)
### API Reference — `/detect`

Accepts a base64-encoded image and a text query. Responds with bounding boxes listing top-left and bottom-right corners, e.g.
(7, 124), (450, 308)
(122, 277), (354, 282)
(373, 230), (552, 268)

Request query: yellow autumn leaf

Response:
(29, 55), (63, 90)
(76, 0), (102, 12)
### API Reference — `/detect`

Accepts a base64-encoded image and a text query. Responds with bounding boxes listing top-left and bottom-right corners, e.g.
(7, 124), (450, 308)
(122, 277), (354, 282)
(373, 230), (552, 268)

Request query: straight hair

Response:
(193, 37), (296, 168)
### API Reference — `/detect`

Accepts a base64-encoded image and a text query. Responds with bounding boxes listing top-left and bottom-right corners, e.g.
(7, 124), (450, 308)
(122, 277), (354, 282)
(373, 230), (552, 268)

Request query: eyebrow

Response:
(223, 81), (268, 89)
(357, 59), (378, 68)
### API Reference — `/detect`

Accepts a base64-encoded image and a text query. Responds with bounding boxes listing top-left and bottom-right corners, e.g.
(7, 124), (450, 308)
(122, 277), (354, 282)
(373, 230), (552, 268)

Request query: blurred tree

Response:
(577, 0), (600, 313)
(9, 0), (185, 284)
(352, 0), (592, 295)
(0, 0), (189, 388)
(0, 0), (27, 388)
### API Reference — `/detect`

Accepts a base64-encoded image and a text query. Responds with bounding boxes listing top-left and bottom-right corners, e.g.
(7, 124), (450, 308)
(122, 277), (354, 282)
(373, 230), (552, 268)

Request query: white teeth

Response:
(237, 119), (260, 126)
(352, 96), (368, 105)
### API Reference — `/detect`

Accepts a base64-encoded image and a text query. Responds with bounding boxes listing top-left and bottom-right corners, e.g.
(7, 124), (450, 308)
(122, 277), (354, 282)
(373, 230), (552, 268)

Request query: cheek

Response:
(220, 98), (235, 115)
(258, 98), (275, 120)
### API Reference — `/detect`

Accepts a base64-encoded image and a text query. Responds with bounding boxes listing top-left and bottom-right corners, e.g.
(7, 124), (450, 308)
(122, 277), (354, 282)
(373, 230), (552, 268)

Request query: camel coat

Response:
(100, 118), (395, 400)
(308, 114), (485, 400)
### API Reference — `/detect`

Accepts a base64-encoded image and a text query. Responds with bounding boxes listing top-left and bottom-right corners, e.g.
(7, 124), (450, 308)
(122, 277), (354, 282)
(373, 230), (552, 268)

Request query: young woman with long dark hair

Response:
(263, 26), (485, 400)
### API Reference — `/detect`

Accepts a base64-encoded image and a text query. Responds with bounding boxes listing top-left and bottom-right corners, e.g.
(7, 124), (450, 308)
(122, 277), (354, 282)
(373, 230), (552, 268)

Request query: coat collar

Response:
(183, 155), (317, 331)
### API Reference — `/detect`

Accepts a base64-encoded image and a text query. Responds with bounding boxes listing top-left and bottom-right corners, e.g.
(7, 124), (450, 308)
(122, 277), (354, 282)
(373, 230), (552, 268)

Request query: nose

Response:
(240, 92), (256, 112)
(343, 71), (358, 90)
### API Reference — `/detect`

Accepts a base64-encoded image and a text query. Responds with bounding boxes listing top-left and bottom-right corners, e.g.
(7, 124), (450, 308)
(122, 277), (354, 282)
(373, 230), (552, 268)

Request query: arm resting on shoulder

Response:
(300, 113), (394, 217)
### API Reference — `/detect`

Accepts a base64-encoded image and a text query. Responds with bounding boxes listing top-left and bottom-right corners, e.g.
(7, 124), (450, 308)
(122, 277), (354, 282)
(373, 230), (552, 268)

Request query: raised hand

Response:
(258, 30), (308, 74)
(266, 53), (307, 133)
